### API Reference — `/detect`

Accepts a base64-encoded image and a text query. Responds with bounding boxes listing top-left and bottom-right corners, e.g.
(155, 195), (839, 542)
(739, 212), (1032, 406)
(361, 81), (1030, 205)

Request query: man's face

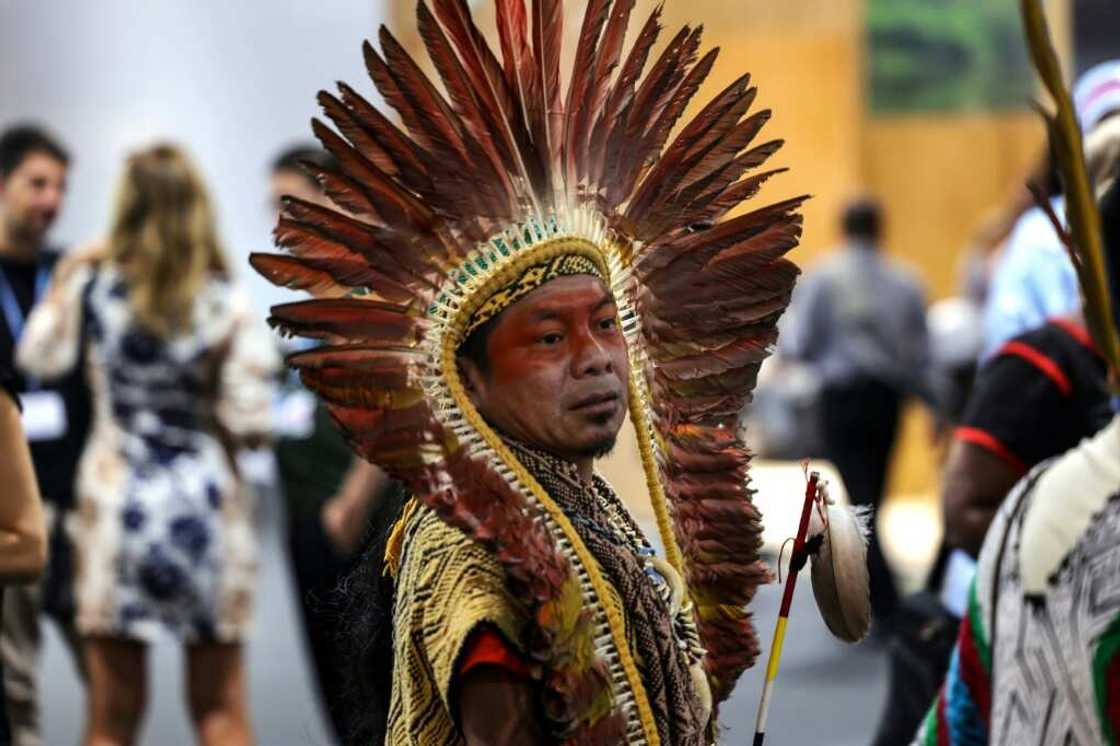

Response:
(269, 168), (326, 219)
(462, 274), (630, 462)
(0, 152), (67, 240)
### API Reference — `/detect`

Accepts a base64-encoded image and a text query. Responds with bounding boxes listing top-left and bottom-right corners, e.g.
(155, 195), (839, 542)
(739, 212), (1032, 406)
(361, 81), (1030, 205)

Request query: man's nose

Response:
(40, 189), (63, 211)
(571, 330), (612, 377)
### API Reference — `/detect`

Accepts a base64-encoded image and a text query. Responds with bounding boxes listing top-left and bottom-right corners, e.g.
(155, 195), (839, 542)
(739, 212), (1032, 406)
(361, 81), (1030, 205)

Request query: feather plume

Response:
(575, 0), (636, 185)
(311, 118), (437, 231)
(335, 82), (430, 185)
(588, 5), (662, 188)
(416, 1), (517, 201)
(248, 252), (358, 299)
(268, 299), (426, 347)
(563, 0), (611, 193)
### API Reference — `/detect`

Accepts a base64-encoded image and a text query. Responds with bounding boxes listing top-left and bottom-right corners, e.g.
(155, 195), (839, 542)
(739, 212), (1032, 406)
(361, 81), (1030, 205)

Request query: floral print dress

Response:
(18, 260), (278, 643)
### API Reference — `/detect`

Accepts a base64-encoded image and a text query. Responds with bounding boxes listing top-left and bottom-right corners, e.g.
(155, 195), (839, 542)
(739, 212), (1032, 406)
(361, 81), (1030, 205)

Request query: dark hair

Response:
(457, 314), (499, 378)
(337, 482), (408, 745)
(841, 198), (882, 243)
(271, 144), (337, 187)
(0, 124), (69, 179)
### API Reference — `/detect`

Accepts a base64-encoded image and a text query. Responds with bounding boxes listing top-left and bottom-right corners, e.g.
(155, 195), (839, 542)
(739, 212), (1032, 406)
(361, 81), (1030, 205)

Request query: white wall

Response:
(0, 0), (384, 316)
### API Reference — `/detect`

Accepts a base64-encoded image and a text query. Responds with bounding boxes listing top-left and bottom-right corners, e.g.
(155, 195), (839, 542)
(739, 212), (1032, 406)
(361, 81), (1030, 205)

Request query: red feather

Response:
(268, 298), (427, 347)
(249, 253), (354, 299)
(563, 0), (612, 192)
(575, 0), (635, 185)
(417, 2), (517, 201)
(530, 0), (564, 202)
(311, 118), (437, 231)
(335, 82), (432, 189)
(588, 5), (661, 188)
(316, 91), (396, 176)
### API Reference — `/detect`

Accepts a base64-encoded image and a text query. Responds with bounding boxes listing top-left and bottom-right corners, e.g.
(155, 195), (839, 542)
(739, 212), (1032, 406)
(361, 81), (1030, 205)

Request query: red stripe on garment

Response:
(954, 427), (1029, 477)
(957, 611), (992, 726)
(936, 683), (950, 746)
(1049, 317), (1099, 354)
(1108, 653), (1120, 742)
(996, 340), (1073, 395)
(458, 627), (531, 678)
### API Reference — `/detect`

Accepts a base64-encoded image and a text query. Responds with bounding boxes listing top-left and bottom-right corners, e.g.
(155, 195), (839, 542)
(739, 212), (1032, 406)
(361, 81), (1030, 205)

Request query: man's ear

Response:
(458, 357), (488, 408)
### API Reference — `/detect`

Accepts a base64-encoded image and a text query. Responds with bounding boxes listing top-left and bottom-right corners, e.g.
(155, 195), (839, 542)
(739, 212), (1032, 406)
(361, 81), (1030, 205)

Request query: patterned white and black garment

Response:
(19, 263), (277, 643)
(914, 416), (1120, 745)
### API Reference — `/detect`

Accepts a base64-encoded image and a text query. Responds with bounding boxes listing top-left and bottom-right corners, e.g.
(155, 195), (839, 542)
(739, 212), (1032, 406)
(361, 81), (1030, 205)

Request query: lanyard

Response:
(0, 261), (51, 390)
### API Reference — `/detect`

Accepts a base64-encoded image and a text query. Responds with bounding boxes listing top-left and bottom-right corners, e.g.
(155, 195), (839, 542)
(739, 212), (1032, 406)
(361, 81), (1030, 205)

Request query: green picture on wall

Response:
(868, 0), (1034, 114)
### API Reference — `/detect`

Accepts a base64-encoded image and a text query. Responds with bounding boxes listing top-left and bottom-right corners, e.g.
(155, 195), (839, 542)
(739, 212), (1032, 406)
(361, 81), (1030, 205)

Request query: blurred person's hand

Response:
(56, 240), (107, 276)
(321, 459), (386, 555)
(321, 492), (369, 556)
(0, 390), (47, 582)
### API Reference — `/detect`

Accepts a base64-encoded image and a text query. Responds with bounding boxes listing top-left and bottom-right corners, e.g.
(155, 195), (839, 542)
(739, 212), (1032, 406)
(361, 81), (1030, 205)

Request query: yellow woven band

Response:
(463, 252), (603, 338)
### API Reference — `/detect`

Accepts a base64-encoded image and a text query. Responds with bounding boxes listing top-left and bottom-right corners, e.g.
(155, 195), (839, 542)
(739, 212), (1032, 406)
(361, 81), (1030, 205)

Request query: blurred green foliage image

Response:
(868, 0), (1033, 114)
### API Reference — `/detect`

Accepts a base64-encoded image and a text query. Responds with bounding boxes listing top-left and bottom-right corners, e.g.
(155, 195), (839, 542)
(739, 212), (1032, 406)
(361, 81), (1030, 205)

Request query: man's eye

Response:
(540, 333), (562, 345)
(598, 316), (618, 331)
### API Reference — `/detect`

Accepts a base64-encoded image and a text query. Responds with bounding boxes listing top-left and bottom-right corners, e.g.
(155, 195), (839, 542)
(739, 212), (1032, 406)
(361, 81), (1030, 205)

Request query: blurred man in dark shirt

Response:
(945, 317), (1111, 555)
(268, 145), (394, 743)
(0, 124), (89, 746)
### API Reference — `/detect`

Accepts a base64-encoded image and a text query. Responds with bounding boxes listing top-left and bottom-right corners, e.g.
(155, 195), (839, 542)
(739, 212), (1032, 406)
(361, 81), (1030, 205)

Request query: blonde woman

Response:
(17, 144), (277, 746)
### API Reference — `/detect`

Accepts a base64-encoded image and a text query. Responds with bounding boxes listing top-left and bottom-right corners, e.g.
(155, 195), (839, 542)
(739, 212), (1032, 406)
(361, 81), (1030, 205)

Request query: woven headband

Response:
(463, 253), (603, 338)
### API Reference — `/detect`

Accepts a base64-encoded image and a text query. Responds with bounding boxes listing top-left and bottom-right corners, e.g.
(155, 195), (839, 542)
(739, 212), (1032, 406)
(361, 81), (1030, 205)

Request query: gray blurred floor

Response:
(41, 512), (887, 745)
(722, 578), (888, 745)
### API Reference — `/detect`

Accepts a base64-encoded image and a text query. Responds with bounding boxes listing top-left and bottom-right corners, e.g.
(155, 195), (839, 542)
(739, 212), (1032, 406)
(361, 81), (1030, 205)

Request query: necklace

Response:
(506, 439), (707, 667)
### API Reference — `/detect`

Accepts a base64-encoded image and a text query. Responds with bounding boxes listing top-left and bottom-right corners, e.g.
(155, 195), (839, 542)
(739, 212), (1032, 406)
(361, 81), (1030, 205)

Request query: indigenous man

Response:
(252, 1), (807, 743)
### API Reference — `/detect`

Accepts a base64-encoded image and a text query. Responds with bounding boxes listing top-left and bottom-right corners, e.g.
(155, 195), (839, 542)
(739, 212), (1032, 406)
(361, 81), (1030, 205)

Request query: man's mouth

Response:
(570, 391), (621, 413)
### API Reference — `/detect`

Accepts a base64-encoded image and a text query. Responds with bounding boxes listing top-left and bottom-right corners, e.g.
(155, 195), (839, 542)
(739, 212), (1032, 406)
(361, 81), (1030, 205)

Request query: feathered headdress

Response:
(251, 1), (804, 741)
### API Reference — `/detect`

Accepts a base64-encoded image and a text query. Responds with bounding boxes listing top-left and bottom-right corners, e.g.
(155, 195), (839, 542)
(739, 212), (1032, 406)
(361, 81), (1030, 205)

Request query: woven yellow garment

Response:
(385, 504), (630, 745)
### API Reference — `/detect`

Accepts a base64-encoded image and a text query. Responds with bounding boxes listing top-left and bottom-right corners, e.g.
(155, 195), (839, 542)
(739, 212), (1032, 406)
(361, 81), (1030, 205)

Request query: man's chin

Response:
(577, 436), (617, 460)
(575, 424), (620, 460)
(17, 221), (50, 243)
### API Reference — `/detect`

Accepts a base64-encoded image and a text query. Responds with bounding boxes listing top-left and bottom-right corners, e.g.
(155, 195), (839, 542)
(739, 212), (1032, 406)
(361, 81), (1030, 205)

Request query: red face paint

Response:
(466, 275), (630, 467)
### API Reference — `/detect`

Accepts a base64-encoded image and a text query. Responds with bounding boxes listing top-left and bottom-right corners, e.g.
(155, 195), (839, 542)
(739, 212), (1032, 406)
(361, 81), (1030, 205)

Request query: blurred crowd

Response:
(0, 127), (401, 745)
(0, 30), (1117, 746)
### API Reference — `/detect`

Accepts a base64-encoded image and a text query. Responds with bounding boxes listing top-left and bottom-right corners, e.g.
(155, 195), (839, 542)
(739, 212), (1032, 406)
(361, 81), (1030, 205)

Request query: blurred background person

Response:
(0, 333), (48, 746)
(981, 59), (1120, 358)
(782, 197), (935, 628)
(944, 316), (1110, 555)
(0, 366), (47, 583)
(0, 124), (89, 746)
(946, 96), (1120, 560)
(266, 144), (393, 743)
(16, 144), (278, 746)
(874, 81), (1120, 746)
(913, 140), (1120, 746)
